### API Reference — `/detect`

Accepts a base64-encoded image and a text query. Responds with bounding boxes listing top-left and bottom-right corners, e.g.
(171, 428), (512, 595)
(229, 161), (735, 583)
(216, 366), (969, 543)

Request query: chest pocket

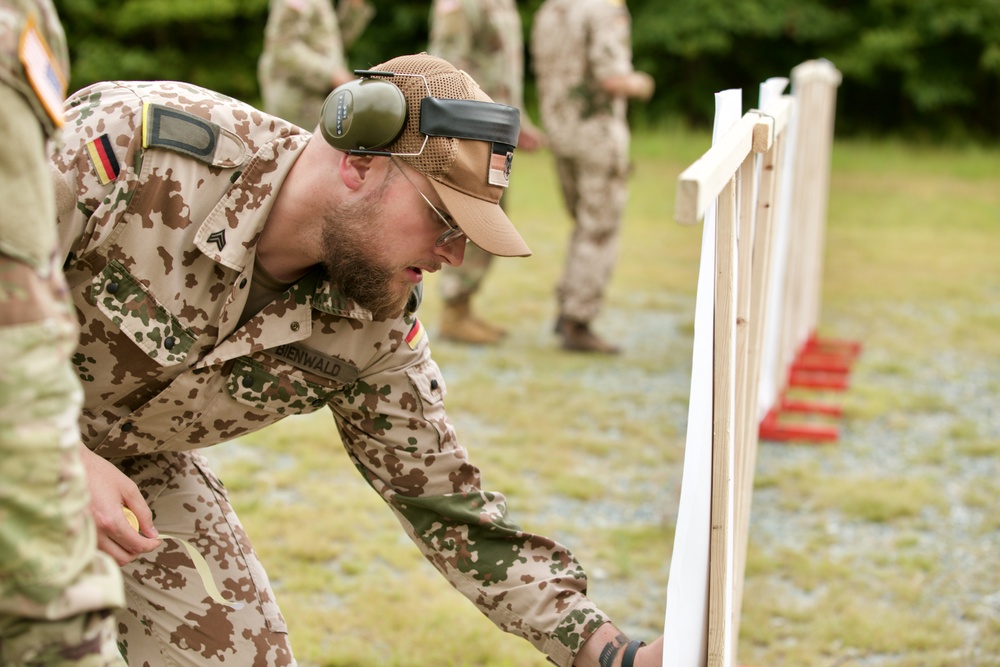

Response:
(91, 259), (196, 366)
(226, 356), (347, 416)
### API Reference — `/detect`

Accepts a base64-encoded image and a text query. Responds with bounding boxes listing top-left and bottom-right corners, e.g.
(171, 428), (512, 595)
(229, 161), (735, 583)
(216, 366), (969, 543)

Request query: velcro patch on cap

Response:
(488, 143), (513, 187)
(85, 134), (120, 185)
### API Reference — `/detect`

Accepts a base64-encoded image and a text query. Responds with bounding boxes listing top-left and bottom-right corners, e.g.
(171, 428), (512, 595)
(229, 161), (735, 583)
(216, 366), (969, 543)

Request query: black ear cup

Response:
(319, 78), (407, 152)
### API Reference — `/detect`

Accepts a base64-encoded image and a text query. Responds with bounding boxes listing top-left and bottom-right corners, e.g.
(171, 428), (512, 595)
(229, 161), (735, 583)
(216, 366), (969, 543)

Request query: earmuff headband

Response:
(323, 69), (520, 156)
(419, 98), (519, 147)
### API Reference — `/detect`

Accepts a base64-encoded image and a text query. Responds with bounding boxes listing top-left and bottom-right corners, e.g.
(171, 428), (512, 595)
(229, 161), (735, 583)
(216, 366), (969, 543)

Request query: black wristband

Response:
(621, 639), (645, 667)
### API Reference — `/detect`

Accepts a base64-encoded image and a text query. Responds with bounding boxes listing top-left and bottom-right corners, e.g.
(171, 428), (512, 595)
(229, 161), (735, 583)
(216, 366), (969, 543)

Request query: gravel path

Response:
(506, 293), (1000, 666)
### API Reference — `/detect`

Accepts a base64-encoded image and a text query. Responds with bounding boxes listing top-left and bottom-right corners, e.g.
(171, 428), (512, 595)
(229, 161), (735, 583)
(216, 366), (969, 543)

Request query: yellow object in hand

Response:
(121, 506), (244, 610)
(123, 506), (140, 532)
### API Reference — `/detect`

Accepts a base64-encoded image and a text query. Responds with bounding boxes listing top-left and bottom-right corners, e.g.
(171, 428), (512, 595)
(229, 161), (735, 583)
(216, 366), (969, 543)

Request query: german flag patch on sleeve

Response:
(85, 134), (120, 185)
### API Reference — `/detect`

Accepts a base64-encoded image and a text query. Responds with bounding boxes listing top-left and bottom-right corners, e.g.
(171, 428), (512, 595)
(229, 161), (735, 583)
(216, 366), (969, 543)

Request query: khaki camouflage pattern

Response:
(429, 0), (523, 302)
(429, 0), (523, 108)
(114, 450), (293, 665)
(531, 0), (634, 163)
(549, 154), (629, 323)
(0, 2), (125, 664)
(531, 0), (635, 324)
(258, 0), (373, 130)
(51, 79), (608, 666)
(335, 0), (374, 47)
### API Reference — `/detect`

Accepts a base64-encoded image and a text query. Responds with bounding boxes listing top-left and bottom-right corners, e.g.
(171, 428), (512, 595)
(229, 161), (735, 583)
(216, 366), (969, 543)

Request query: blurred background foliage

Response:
(53, 0), (1000, 143)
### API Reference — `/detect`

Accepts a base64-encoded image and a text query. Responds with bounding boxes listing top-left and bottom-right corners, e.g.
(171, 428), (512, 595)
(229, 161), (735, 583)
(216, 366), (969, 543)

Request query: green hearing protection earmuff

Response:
(319, 69), (521, 156)
(320, 74), (407, 152)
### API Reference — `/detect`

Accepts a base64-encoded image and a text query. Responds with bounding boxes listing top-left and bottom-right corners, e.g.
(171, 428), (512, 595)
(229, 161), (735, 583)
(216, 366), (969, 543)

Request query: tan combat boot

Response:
(557, 318), (621, 354)
(469, 311), (507, 339)
(440, 299), (504, 345)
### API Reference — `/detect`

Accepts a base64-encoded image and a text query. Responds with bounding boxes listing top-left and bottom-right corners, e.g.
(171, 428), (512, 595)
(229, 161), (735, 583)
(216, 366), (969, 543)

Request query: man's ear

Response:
(339, 153), (377, 192)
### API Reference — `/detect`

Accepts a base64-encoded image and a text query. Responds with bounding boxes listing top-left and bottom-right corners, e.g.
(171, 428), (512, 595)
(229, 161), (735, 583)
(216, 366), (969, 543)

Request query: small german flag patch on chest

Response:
(405, 318), (425, 350)
(85, 134), (120, 185)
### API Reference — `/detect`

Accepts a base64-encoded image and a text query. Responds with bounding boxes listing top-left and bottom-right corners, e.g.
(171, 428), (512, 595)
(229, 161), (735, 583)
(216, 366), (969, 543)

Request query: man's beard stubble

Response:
(319, 191), (414, 321)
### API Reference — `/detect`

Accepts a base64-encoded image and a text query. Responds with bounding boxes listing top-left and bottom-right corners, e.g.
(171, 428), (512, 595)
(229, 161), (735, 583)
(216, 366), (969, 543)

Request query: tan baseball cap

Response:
(374, 53), (531, 258)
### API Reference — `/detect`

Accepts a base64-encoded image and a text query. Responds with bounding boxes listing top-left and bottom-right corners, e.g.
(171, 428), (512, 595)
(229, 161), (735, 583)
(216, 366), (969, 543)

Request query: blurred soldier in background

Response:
(429, 0), (544, 345)
(258, 0), (375, 129)
(0, 0), (124, 663)
(531, 0), (654, 354)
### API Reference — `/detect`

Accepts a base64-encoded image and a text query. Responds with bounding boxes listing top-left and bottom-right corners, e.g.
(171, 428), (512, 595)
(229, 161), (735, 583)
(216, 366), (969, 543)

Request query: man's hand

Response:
(573, 622), (664, 667)
(517, 122), (547, 152)
(601, 71), (656, 102)
(78, 444), (161, 565)
(331, 67), (355, 90)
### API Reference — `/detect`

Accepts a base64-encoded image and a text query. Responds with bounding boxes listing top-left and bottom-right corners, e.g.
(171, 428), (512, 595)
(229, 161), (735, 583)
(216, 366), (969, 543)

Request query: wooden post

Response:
(671, 105), (779, 667)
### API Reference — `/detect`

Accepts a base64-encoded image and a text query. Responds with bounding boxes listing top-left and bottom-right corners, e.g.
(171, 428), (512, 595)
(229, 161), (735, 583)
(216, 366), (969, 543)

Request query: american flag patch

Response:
(488, 144), (513, 187)
(85, 135), (121, 185)
(405, 318), (425, 350)
(18, 16), (67, 127)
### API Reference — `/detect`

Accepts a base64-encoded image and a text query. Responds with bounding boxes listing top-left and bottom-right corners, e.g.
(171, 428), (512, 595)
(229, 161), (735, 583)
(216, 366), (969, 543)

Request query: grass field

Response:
(204, 125), (1000, 667)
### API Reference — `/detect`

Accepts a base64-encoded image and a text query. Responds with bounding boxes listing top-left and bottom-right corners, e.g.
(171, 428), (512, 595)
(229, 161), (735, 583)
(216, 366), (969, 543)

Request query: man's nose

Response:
(436, 237), (466, 267)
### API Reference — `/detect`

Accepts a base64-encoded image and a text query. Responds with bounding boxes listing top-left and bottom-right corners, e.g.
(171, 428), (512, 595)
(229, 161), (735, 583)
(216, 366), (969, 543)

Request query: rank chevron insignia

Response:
(207, 230), (226, 251)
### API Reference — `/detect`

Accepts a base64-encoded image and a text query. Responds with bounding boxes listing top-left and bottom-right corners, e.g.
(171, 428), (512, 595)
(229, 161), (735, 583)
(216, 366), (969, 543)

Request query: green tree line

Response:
(53, 0), (1000, 142)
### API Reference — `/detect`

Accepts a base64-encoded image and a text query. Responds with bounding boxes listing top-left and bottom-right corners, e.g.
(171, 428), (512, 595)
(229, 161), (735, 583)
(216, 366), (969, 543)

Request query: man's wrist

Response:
(597, 632), (627, 667)
(621, 639), (645, 667)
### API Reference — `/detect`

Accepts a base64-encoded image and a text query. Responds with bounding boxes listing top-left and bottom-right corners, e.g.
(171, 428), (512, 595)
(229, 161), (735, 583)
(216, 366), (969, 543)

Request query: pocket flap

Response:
(90, 259), (195, 366)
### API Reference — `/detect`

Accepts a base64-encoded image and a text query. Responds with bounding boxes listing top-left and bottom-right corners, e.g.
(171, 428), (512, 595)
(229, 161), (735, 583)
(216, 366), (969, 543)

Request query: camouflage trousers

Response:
(438, 242), (493, 304)
(552, 155), (630, 323)
(111, 450), (295, 666)
(0, 81), (125, 666)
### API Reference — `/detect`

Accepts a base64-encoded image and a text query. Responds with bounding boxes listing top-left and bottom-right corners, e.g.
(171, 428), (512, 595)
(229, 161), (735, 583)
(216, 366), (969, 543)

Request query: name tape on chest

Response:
(270, 344), (360, 384)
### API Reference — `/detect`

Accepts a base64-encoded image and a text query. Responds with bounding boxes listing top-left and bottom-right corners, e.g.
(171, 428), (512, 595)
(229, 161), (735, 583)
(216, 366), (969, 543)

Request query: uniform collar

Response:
(195, 134), (308, 272)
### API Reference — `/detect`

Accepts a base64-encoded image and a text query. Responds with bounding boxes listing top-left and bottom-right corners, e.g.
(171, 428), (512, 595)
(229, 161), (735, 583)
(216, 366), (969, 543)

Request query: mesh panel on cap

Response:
(368, 53), (529, 257)
(376, 54), (480, 179)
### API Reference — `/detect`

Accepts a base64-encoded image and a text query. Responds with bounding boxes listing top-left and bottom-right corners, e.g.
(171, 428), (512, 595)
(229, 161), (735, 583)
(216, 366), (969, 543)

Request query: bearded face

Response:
(318, 176), (416, 321)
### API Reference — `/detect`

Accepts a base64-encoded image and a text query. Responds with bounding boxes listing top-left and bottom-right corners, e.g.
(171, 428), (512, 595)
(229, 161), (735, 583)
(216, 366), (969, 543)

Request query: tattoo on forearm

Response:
(598, 633), (628, 667)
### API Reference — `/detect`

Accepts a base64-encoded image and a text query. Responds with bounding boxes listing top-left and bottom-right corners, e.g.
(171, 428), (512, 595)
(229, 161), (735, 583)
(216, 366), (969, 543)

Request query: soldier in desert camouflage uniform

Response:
(258, 0), (374, 128)
(531, 0), (654, 354)
(0, 1), (125, 664)
(49, 53), (663, 666)
(429, 0), (545, 345)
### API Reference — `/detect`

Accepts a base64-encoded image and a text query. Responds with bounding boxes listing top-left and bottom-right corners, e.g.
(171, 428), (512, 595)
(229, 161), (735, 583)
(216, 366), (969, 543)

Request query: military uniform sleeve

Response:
(48, 81), (142, 264)
(0, 2), (127, 627)
(266, 0), (345, 92)
(428, 0), (477, 72)
(335, 0), (374, 48)
(0, 0), (68, 139)
(587, 0), (634, 83)
(329, 336), (608, 667)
